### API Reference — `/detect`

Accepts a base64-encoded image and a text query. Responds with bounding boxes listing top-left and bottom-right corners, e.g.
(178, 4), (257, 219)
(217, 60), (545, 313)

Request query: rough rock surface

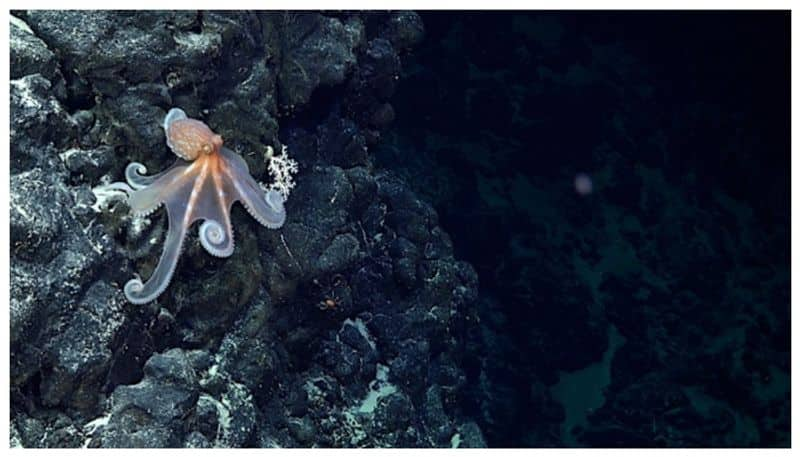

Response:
(11, 11), (484, 448)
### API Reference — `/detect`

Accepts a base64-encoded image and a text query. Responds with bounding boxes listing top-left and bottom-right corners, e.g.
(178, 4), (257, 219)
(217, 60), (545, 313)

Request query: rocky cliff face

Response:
(10, 11), (485, 448)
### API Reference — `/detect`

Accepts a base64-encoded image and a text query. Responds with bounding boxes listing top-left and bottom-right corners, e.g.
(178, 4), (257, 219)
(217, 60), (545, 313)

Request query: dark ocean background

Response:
(377, 12), (790, 446)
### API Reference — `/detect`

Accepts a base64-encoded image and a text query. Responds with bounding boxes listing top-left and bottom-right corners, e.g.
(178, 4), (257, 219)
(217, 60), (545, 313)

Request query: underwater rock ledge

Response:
(10, 10), (484, 448)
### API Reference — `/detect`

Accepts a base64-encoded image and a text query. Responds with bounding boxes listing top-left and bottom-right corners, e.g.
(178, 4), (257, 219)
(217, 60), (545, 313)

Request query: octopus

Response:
(115, 108), (287, 304)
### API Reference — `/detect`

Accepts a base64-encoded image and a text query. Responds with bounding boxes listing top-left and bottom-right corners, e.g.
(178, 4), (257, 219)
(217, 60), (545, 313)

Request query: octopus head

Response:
(163, 108), (224, 160)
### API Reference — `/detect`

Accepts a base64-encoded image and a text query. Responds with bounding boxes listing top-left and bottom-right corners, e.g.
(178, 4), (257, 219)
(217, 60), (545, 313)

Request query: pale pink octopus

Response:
(118, 108), (286, 304)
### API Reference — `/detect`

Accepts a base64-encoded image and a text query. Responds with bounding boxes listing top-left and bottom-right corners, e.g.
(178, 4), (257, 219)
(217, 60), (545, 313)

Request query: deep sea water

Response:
(379, 11), (790, 447)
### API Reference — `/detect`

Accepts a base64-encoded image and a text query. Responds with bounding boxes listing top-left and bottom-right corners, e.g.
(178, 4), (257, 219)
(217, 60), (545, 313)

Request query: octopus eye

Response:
(202, 143), (212, 154)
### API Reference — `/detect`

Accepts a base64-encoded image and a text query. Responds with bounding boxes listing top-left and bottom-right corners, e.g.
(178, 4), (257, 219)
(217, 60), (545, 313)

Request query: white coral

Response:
(265, 144), (299, 199)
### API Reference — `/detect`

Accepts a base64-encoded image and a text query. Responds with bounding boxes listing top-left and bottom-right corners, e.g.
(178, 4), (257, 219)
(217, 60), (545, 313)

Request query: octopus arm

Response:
(126, 159), (187, 190)
(124, 198), (189, 304)
(192, 166), (236, 258)
(220, 147), (286, 229)
(127, 162), (192, 216)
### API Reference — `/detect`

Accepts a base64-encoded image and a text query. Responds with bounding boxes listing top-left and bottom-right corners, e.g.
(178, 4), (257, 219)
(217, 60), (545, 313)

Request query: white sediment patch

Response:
(82, 413), (112, 448)
(357, 364), (397, 414)
(341, 317), (377, 351)
(10, 78), (45, 110)
(90, 183), (129, 213)
(10, 15), (35, 34)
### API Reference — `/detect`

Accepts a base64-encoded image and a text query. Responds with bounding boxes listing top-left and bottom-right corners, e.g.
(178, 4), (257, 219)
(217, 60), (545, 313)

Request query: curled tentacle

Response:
(126, 162), (192, 217)
(199, 219), (235, 258)
(240, 188), (287, 229)
(125, 162), (156, 190)
(126, 160), (188, 190)
(264, 189), (286, 225)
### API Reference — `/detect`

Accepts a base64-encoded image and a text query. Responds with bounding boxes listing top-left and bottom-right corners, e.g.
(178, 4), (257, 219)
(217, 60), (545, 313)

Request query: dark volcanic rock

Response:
(10, 74), (76, 173)
(276, 14), (364, 109)
(39, 282), (125, 410)
(10, 162), (120, 406)
(10, 16), (63, 84)
(97, 349), (199, 447)
(11, 10), (484, 449)
(25, 11), (216, 98)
